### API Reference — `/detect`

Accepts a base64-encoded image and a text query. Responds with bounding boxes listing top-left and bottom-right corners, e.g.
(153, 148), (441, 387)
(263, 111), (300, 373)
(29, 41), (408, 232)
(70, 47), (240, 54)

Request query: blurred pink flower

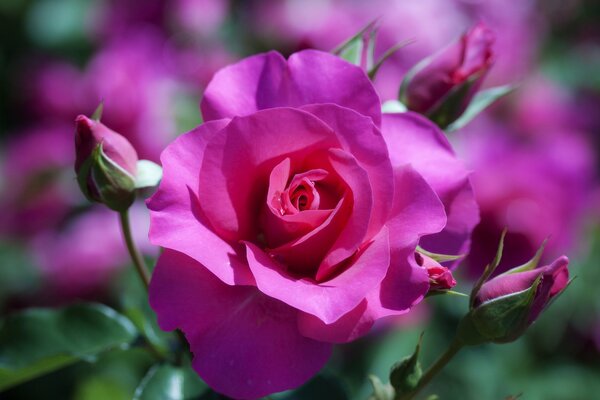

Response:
(0, 125), (77, 238)
(458, 116), (596, 275)
(31, 204), (155, 299)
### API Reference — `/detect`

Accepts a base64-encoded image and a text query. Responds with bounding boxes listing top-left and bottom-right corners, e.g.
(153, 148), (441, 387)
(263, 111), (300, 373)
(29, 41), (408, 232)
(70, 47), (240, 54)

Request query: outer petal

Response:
(149, 250), (332, 400)
(198, 107), (339, 242)
(382, 112), (479, 263)
(146, 119), (253, 285)
(201, 50), (381, 125)
(245, 227), (390, 325)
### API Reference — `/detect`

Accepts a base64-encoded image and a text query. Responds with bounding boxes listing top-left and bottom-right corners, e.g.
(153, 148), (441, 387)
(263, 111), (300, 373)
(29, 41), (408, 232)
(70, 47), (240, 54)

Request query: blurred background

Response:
(0, 0), (599, 399)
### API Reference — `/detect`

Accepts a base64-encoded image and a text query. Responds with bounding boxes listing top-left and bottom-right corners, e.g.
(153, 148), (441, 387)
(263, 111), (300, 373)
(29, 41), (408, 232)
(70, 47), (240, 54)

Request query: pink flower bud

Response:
(474, 256), (569, 326)
(74, 115), (139, 211)
(74, 115), (138, 176)
(403, 22), (495, 126)
(415, 252), (457, 291)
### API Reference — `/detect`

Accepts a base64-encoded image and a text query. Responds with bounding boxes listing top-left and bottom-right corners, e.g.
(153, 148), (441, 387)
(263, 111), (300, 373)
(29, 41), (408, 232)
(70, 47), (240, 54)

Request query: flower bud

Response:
(415, 252), (457, 291)
(401, 22), (495, 127)
(74, 115), (138, 211)
(459, 256), (569, 345)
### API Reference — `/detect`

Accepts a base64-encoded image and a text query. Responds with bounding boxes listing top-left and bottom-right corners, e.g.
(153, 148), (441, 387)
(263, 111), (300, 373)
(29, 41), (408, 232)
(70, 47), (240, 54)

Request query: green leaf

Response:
(133, 364), (207, 400)
(446, 84), (516, 132)
(0, 303), (138, 392)
(389, 332), (423, 395)
(135, 160), (163, 190)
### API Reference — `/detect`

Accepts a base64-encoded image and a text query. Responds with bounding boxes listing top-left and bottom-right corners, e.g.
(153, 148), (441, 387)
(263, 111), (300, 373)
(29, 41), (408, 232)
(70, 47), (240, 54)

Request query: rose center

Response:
(276, 169), (328, 215)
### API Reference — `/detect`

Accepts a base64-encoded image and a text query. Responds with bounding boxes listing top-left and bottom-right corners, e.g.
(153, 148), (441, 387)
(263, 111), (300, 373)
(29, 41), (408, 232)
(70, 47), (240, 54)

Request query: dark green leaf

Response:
(0, 303), (137, 391)
(134, 364), (207, 400)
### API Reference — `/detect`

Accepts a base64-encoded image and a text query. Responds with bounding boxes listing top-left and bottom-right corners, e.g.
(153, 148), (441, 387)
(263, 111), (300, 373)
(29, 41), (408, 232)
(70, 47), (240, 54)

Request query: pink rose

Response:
(147, 50), (478, 398)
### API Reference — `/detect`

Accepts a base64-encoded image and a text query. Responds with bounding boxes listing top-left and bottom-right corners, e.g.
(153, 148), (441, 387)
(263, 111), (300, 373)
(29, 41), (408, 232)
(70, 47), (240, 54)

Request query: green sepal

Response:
(134, 160), (163, 190)
(426, 73), (482, 129)
(91, 101), (104, 122)
(499, 238), (548, 276)
(90, 143), (136, 212)
(446, 84), (516, 132)
(382, 99), (408, 113)
(332, 19), (378, 68)
(0, 303), (138, 392)
(368, 38), (414, 79)
(468, 277), (541, 344)
(389, 332), (424, 395)
(470, 229), (507, 309)
(416, 245), (464, 263)
(367, 375), (395, 400)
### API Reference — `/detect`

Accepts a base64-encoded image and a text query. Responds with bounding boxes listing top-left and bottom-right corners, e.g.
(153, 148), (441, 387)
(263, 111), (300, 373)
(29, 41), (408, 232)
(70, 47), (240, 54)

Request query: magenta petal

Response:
(382, 112), (479, 263)
(146, 119), (253, 285)
(200, 51), (288, 122)
(201, 50), (381, 125)
(299, 166), (445, 341)
(316, 148), (373, 280)
(149, 250), (332, 400)
(286, 50), (381, 126)
(374, 165), (446, 316)
(297, 300), (374, 344)
(245, 227), (390, 324)
(198, 107), (339, 242)
(300, 104), (394, 242)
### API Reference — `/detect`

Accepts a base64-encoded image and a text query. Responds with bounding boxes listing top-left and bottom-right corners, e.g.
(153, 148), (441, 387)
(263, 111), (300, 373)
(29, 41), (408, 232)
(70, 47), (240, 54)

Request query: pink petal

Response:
(299, 166), (445, 342)
(198, 107), (339, 242)
(149, 250), (332, 400)
(146, 119), (253, 286)
(300, 103), (394, 243)
(244, 227), (391, 325)
(382, 112), (479, 264)
(201, 50), (381, 125)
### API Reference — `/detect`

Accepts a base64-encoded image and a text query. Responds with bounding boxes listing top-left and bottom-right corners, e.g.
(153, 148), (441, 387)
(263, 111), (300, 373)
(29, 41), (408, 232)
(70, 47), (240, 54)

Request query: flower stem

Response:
(119, 210), (151, 290)
(398, 338), (463, 400)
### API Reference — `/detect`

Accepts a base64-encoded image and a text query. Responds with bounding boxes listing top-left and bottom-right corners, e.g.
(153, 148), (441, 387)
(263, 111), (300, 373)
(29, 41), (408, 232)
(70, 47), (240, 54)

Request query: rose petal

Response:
(149, 250), (332, 400)
(146, 119), (253, 285)
(300, 103), (394, 244)
(198, 107), (339, 242)
(262, 158), (332, 247)
(298, 166), (446, 342)
(382, 112), (479, 264)
(201, 50), (381, 125)
(244, 227), (391, 325)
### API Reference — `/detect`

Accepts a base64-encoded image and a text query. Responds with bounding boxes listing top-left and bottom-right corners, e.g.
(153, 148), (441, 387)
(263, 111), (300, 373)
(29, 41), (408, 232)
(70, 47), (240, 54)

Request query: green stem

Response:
(119, 210), (151, 290)
(119, 209), (190, 363)
(398, 338), (463, 400)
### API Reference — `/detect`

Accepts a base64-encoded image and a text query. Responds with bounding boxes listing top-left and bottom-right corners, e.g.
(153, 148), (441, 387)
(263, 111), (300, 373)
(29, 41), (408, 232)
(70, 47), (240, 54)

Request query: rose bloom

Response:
(147, 50), (478, 398)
